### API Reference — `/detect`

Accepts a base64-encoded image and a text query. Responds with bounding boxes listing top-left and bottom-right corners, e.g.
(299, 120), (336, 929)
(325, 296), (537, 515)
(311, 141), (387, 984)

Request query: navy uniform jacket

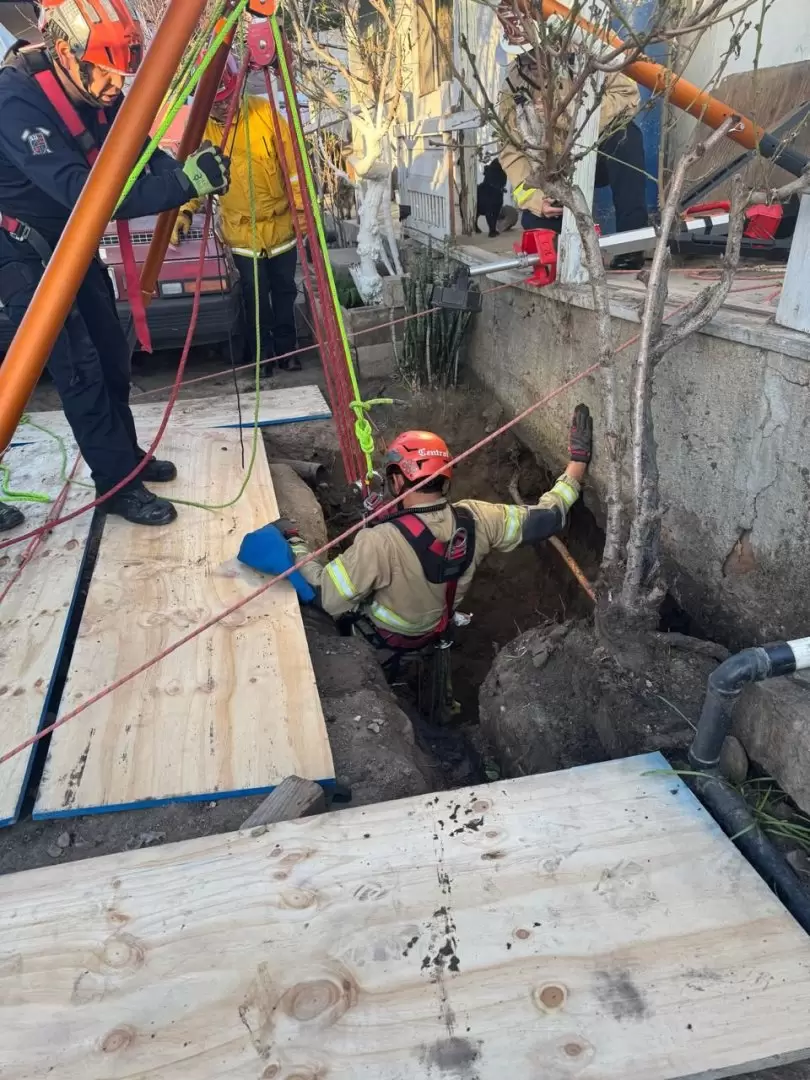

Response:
(0, 54), (192, 247)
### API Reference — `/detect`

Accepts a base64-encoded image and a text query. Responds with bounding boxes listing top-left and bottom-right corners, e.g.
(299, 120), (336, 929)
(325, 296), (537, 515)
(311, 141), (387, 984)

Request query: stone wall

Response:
(465, 280), (810, 648)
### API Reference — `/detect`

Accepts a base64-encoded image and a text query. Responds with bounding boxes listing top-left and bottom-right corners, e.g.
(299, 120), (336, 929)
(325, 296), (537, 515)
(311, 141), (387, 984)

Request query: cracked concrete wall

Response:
(466, 285), (810, 647)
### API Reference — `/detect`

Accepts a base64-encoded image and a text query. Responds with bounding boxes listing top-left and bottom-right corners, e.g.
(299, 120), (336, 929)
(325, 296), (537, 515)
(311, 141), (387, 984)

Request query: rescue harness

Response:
(0, 48), (152, 350)
(364, 503), (476, 651)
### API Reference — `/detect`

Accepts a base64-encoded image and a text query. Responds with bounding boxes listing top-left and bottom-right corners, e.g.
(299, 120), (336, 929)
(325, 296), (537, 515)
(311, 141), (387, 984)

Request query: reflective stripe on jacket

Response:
(299, 476), (580, 635)
(181, 95), (303, 255)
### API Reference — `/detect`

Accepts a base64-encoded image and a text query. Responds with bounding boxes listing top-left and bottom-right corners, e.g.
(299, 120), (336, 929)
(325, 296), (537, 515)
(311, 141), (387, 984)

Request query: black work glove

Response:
(568, 403), (593, 464)
(270, 517), (300, 539)
(182, 141), (231, 197)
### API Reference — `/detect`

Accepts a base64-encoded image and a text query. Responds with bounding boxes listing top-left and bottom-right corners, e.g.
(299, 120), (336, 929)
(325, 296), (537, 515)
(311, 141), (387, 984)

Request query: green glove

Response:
(182, 141), (230, 198)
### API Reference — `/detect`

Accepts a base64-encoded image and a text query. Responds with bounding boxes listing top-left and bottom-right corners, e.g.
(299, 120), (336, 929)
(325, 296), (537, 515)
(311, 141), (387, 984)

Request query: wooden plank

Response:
(776, 194), (810, 333)
(4, 753), (810, 1079)
(132, 385), (332, 429)
(240, 774), (327, 830)
(17, 386), (332, 445)
(34, 425), (333, 818)
(0, 437), (93, 827)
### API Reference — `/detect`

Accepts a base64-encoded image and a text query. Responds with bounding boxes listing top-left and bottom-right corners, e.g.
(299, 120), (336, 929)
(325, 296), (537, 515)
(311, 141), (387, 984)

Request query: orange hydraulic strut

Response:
(0, 0), (209, 455)
(139, 16), (239, 306)
(531, 0), (809, 177)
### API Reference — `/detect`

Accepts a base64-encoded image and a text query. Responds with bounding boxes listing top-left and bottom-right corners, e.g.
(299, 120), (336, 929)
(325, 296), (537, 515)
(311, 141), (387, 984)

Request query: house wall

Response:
(465, 280), (810, 648)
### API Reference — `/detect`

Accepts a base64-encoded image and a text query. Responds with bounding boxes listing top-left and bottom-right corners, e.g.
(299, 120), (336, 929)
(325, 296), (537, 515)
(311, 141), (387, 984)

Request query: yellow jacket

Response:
(499, 58), (640, 217)
(182, 96), (304, 256)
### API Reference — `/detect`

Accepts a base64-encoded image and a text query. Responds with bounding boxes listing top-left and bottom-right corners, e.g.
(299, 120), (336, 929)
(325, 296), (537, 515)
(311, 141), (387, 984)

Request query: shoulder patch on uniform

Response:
(21, 127), (51, 156)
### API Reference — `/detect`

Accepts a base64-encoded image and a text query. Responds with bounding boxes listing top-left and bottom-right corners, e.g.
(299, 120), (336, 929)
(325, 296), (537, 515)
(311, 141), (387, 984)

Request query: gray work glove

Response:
(182, 141), (230, 198)
(568, 403), (593, 464)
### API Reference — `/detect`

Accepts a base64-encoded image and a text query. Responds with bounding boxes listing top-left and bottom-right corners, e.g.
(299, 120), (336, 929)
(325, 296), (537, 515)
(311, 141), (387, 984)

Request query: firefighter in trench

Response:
(237, 405), (592, 666)
(0, 0), (231, 533)
(171, 55), (305, 375)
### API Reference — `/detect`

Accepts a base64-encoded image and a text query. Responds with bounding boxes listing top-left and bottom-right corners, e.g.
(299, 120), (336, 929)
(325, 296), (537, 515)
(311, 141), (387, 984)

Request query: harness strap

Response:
(33, 70), (153, 353)
(374, 505), (476, 650)
(0, 60), (153, 350)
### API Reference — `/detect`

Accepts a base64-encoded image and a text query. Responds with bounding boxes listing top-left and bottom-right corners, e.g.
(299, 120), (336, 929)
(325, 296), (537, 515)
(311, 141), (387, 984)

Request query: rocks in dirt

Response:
(479, 620), (716, 778)
(481, 401), (504, 434)
(306, 627), (438, 806)
(46, 831), (71, 859)
(734, 677), (810, 816)
(718, 735), (749, 785)
(125, 830), (166, 851)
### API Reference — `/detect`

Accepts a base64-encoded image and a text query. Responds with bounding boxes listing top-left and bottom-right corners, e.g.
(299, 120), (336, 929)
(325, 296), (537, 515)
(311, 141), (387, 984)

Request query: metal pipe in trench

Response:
(689, 637), (810, 934)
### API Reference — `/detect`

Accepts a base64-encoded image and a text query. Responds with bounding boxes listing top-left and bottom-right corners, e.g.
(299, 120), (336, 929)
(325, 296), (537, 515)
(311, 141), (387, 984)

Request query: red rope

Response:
(0, 453), (81, 606)
(0, 76), (250, 559)
(0, 359), (604, 767)
(0, 273), (774, 557)
(0, 292), (719, 765)
(261, 65), (360, 484)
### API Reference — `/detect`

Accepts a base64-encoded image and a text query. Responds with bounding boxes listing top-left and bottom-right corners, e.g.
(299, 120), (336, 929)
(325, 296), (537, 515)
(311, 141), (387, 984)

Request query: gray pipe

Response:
(269, 459), (327, 489)
(689, 638), (810, 770)
(688, 636), (810, 935)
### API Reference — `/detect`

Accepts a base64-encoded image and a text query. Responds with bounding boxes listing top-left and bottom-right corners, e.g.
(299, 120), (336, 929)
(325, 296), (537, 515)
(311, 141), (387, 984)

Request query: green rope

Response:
(0, 463), (51, 504)
(116, 0), (248, 212)
(0, 414), (78, 503)
(164, 0), (228, 109)
(170, 68), (262, 513)
(269, 15), (391, 483)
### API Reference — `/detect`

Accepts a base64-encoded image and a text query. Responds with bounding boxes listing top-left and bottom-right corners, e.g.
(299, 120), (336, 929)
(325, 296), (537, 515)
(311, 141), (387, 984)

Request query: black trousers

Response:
(233, 246), (298, 364)
(521, 121), (649, 235)
(0, 237), (142, 494)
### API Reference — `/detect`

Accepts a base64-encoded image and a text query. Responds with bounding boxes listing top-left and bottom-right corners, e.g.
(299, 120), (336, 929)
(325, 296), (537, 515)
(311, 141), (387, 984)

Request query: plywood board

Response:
(0, 436), (93, 827)
(5, 753), (810, 1079)
(34, 425), (332, 818)
(19, 385), (332, 445)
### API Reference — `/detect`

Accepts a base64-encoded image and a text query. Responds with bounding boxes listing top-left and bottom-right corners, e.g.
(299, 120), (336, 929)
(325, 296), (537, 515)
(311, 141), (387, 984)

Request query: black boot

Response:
(610, 250), (646, 271)
(103, 485), (177, 526)
(136, 451), (177, 483)
(0, 502), (24, 532)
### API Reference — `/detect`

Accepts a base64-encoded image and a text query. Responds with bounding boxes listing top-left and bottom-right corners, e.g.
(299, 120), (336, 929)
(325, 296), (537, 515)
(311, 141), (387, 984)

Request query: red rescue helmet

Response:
(385, 430), (453, 484)
(215, 53), (240, 102)
(39, 0), (143, 77)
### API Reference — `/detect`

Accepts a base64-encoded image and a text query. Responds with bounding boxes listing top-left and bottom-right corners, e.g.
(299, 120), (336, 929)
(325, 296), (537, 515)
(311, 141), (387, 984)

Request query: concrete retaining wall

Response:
(466, 281), (810, 648)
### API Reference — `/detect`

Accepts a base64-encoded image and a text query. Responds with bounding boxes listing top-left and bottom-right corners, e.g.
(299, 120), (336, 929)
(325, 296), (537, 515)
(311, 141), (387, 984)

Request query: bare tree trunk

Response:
(351, 177), (386, 304)
(544, 180), (623, 579)
(382, 198), (403, 275)
(620, 120), (744, 616)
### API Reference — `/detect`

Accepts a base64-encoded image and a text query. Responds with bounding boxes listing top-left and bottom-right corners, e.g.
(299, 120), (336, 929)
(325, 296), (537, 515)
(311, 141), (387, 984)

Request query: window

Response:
(416, 0), (452, 97)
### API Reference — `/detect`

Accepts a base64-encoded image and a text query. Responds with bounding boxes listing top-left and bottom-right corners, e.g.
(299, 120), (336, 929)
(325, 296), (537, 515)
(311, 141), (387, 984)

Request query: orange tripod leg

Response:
(531, 0), (809, 176)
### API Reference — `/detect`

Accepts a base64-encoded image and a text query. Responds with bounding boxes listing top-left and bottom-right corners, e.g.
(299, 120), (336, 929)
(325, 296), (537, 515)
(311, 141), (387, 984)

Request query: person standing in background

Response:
(172, 56), (305, 375)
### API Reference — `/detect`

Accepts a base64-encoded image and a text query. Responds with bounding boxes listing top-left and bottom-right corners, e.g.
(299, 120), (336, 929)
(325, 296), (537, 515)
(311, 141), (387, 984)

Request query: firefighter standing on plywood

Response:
(0, 0), (231, 533)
